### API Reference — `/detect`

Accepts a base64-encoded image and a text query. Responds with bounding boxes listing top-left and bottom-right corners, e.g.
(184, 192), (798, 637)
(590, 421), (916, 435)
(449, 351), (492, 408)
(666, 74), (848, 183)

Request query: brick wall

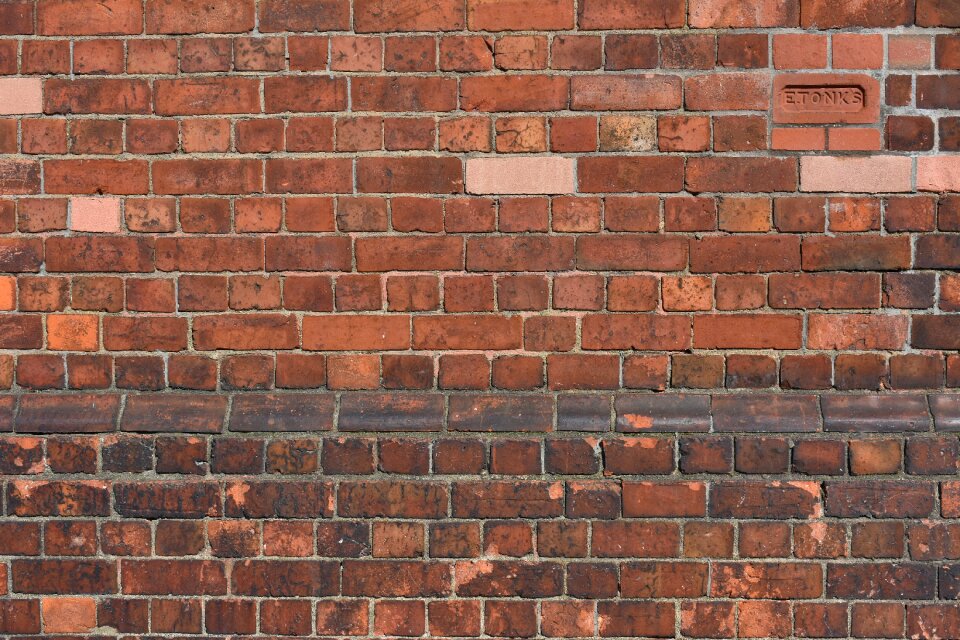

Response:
(1, 0), (960, 637)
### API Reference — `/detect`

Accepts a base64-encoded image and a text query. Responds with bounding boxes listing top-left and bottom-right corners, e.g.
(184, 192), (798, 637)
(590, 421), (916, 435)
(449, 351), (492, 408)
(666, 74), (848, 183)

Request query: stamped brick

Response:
(774, 73), (880, 124)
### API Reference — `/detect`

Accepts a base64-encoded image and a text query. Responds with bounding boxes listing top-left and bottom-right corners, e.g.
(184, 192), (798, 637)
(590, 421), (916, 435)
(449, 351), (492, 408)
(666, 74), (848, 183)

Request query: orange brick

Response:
(773, 34), (828, 69)
(47, 314), (99, 351)
(0, 276), (14, 310)
(772, 127), (826, 150)
(833, 34), (884, 69)
(42, 598), (96, 633)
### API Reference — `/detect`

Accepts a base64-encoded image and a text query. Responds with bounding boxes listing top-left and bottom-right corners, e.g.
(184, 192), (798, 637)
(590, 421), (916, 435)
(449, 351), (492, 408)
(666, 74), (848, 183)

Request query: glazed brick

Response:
(14, 394), (120, 433)
(121, 395), (226, 433)
(822, 395), (931, 432)
(230, 393), (335, 432)
(449, 394), (553, 432)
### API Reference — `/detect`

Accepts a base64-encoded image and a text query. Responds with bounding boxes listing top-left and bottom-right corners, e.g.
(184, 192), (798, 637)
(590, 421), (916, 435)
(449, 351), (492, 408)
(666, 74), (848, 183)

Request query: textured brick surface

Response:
(2, 1), (960, 636)
(0, 391), (952, 637)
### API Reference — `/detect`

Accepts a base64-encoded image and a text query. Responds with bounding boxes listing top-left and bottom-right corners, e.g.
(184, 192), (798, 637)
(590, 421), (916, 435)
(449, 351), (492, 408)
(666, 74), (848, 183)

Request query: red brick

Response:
(582, 315), (691, 351)
(686, 72), (771, 110)
(146, 0), (254, 33)
(580, 0), (684, 28)
(355, 0), (462, 31)
(802, 0), (914, 27)
(572, 75), (681, 110)
(259, 0), (349, 31)
(153, 159), (261, 195)
(687, 157), (798, 193)
(690, 0), (799, 26)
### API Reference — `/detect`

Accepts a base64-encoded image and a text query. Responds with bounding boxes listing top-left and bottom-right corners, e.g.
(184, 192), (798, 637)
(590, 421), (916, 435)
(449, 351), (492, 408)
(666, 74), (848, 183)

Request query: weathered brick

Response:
(114, 481), (220, 518)
(690, 0), (799, 26)
(825, 481), (936, 517)
(571, 75), (681, 110)
(342, 560), (451, 596)
(803, 236), (912, 271)
(230, 394), (335, 432)
(455, 560), (562, 597)
(452, 481), (563, 518)
(45, 79), (151, 114)
(593, 521), (680, 557)
(713, 394), (820, 432)
(16, 394), (119, 433)
(802, 0), (914, 27)
(232, 560), (338, 596)
(13, 559), (117, 594)
(822, 395), (930, 432)
(713, 562), (822, 598)
(687, 157), (798, 193)
(8, 480), (110, 517)
(121, 395), (226, 433)
(828, 563), (935, 600)
(225, 480), (333, 518)
(463, 78), (566, 116)
(146, 0), (254, 34)
(616, 394), (711, 432)
(121, 559), (226, 595)
(153, 159), (262, 194)
(578, 156), (685, 193)
(710, 480), (821, 518)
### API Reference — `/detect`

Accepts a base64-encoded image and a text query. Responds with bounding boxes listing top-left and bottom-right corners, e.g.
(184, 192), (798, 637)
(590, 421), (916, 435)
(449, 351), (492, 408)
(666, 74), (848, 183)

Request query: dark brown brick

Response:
(615, 393), (711, 432)
(449, 394), (554, 432)
(230, 393), (334, 432)
(339, 393), (445, 431)
(121, 394), (226, 433)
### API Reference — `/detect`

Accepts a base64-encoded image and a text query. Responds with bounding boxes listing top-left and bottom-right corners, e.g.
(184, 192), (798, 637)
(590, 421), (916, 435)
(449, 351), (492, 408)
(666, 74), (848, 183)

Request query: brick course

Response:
(1, 0), (960, 637)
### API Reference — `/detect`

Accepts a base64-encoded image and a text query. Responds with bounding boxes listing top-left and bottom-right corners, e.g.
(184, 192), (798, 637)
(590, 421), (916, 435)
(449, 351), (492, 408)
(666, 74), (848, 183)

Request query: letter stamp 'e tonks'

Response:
(774, 73), (880, 124)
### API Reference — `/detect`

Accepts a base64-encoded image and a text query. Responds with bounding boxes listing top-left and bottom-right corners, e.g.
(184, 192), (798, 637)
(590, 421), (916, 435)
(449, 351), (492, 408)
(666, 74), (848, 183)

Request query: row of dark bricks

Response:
(0, 476), (955, 521)
(5, 430), (960, 477)
(0, 597), (959, 640)
(0, 392), (956, 434)
(2, 554), (959, 601)
(7, 513), (959, 562)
